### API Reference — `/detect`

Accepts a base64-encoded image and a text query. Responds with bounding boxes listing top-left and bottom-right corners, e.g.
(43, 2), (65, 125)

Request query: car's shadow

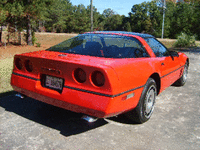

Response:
(0, 91), (137, 137)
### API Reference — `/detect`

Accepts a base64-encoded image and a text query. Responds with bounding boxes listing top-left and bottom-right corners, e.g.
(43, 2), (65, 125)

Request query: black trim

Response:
(161, 65), (185, 78)
(64, 85), (145, 98)
(12, 72), (144, 98)
(12, 72), (40, 81)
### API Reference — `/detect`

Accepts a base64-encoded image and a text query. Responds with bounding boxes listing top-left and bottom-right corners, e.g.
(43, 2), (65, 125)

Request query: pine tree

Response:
(0, 0), (7, 43)
(22, 0), (54, 45)
(44, 0), (72, 33)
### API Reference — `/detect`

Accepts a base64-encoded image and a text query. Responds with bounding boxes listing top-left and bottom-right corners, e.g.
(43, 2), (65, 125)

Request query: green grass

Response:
(0, 58), (14, 93)
(158, 38), (200, 49)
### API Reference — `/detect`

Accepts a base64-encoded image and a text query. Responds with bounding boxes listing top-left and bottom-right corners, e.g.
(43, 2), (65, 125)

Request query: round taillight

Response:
(25, 60), (33, 72)
(74, 68), (86, 83)
(91, 71), (105, 87)
(15, 58), (22, 70)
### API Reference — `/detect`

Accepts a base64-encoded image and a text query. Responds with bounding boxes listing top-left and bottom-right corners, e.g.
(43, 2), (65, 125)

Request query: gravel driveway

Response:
(0, 51), (200, 150)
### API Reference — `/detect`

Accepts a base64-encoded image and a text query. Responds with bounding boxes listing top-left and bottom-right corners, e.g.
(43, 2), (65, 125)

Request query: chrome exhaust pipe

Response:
(15, 93), (26, 99)
(81, 115), (98, 123)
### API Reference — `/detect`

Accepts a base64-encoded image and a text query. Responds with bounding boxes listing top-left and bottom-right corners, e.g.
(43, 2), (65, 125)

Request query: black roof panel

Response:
(86, 31), (154, 38)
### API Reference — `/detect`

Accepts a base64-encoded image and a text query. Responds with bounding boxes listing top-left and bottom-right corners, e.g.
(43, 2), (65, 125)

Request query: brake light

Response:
(91, 71), (105, 87)
(74, 68), (86, 83)
(15, 58), (23, 70)
(25, 60), (33, 72)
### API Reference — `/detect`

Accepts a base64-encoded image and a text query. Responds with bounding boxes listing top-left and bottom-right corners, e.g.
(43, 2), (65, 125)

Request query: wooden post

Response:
(91, 0), (93, 32)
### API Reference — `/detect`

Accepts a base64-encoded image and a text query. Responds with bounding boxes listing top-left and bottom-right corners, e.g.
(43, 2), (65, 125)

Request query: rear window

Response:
(47, 34), (149, 58)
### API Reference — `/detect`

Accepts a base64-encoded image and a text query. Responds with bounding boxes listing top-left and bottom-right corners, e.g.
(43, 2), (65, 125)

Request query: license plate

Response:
(45, 75), (63, 90)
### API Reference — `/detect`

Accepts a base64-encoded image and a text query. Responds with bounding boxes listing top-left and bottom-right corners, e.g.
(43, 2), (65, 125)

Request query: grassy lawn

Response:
(0, 58), (14, 93)
(157, 38), (176, 48)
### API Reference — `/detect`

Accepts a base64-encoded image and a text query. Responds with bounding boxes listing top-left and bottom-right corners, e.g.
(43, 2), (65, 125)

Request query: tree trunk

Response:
(18, 31), (21, 45)
(27, 15), (32, 46)
(7, 24), (10, 44)
(0, 25), (2, 43)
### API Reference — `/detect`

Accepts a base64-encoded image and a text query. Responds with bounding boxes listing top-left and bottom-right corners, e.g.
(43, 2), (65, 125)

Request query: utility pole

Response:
(161, 0), (166, 39)
(91, 0), (93, 32)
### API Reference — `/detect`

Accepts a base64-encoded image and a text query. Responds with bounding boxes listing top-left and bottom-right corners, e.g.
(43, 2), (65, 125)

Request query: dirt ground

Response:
(0, 32), (77, 59)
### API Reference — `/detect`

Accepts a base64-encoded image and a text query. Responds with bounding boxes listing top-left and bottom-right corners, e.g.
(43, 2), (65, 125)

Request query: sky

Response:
(71, 0), (151, 16)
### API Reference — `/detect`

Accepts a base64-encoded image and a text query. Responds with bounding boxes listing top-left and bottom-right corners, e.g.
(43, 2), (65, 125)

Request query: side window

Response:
(124, 38), (149, 58)
(144, 38), (170, 57)
(103, 36), (149, 58)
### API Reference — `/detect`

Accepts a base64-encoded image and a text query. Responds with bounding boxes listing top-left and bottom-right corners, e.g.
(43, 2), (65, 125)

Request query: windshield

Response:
(47, 34), (149, 58)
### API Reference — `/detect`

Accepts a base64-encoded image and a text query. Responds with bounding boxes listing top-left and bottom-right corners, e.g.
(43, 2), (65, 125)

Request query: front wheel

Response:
(125, 78), (157, 124)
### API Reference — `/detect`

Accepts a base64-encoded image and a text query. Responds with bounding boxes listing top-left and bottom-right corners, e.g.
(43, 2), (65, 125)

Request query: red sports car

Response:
(11, 31), (189, 123)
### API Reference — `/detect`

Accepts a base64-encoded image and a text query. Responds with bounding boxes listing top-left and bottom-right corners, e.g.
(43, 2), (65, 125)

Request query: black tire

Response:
(173, 62), (189, 86)
(125, 78), (157, 124)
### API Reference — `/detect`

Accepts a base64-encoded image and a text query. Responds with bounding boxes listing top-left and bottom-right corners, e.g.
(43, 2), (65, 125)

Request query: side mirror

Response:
(169, 51), (179, 57)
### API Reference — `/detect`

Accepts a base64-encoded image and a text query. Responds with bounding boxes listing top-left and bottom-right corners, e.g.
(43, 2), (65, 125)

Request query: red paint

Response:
(11, 32), (188, 118)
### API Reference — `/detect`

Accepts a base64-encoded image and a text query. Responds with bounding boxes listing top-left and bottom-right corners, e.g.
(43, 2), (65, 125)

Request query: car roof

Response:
(84, 31), (154, 38)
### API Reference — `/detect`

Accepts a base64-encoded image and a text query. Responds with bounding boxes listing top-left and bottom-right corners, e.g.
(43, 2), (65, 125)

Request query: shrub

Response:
(174, 33), (196, 47)
(24, 30), (37, 45)
(32, 31), (37, 45)
(36, 42), (41, 47)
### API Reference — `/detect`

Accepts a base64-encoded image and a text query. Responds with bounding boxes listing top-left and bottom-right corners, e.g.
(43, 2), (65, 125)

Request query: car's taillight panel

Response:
(73, 68), (86, 83)
(13, 56), (38, 78)
(91, 71), (105, 87)
(25, 59), (33, 72)
(12, 54), (114, 95)
(72, 67), (107, 87)
(15, 58), (23, 70)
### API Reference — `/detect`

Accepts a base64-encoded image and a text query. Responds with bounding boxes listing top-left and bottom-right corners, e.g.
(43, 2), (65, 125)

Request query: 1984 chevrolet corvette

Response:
(11, 31), (189, 123)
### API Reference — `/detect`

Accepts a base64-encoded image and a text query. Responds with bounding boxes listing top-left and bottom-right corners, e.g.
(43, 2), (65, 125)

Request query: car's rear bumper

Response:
(11, 73), (143, 118)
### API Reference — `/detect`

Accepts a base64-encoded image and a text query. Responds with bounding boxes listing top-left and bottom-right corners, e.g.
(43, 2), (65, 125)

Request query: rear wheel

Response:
(125, 78), (157, 124)
(173, 62), (188, 86)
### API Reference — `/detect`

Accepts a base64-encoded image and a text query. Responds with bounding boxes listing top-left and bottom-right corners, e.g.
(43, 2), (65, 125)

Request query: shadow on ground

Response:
(0, 91), (16, 98)
(108, 114), (139, 124)
(0, 93), (108, 136)
(0, 93), (137, 137)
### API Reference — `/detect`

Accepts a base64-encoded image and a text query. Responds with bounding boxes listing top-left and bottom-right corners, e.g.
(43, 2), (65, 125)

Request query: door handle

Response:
(161, 62), (165, 66)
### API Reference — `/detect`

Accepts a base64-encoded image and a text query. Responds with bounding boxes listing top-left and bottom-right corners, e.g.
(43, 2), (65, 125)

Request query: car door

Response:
(145, 38), (181, 89)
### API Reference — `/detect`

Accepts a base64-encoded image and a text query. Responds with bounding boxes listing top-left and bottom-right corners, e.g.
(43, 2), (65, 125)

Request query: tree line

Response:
(1, 0), (200, 45)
